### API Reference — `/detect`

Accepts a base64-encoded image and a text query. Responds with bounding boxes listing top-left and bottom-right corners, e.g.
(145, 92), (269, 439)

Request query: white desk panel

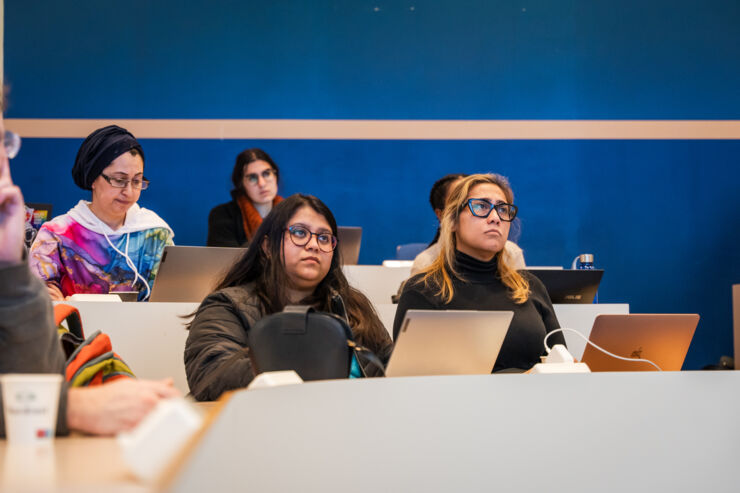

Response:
(168, 372), (740, 493)
(60, 301), (198, 395)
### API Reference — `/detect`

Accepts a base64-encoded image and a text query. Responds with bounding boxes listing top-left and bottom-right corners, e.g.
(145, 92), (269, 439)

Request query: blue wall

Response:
(5, 1), (740, 369)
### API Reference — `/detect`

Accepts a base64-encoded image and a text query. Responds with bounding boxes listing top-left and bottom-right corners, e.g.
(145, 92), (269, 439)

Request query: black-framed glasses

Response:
(101, 173), (150, 190)
(285, 225), (337, 252)
(4, 130), (21, 159)
(244, 168), (275, 186)
(466, 198), (518, 221)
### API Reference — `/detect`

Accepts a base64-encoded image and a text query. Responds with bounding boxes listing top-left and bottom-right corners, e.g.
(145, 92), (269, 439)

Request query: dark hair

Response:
(428, 173), (466, 245)
(230, 148), (280, 194)
(212, 194), (390, 356)
(429, 173), (466, 212)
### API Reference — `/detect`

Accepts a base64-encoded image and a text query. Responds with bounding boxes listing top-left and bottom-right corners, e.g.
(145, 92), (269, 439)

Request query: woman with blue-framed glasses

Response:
(393, 173), (566, 372)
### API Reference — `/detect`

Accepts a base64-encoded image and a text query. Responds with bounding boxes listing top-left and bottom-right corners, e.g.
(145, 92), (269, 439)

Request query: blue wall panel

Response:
(6, 0), (740, 118)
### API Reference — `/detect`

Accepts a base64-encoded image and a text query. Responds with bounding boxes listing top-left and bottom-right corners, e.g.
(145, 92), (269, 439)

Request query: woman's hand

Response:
(46, 283), (65, 301)
(66, 378), (181, 435)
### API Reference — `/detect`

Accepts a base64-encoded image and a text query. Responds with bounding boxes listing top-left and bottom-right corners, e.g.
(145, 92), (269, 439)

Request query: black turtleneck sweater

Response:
(392, 250), (566, 372)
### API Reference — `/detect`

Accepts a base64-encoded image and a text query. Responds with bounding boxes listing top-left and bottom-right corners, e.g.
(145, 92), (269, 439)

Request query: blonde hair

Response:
(418, 173), (530, 304)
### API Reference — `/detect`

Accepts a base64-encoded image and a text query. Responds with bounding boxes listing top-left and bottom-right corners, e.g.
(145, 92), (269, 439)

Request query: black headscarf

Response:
(71, 125), (144, 190)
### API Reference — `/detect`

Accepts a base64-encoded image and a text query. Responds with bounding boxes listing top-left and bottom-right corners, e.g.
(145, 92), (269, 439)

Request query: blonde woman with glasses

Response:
(393, 173), (565, 372)
(29, 125), (173, 301)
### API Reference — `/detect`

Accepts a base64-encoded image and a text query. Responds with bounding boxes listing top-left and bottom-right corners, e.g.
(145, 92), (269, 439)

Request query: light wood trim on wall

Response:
(6, 118), (740, 140)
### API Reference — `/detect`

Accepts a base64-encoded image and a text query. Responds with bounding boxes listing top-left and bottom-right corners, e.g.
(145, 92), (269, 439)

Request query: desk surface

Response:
(0, 402), (217, 493)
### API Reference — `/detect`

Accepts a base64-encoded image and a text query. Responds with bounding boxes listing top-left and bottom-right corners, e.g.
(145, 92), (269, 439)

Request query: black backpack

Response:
(249, 305), (385, 380)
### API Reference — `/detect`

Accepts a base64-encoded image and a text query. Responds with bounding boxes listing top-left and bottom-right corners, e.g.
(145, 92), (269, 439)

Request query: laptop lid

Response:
(526, 269), (604, 304)
(337, 226), (362, 265)
(386, 310), (513, 377)
(149, 246), (246, 302)
(582, 314), (699, 372)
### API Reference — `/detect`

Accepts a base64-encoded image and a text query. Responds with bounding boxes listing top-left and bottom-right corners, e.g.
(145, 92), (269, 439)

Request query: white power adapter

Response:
(530, 344), (591, 374)
(247, 370), (304, 390)
(118, 398), (203, 482)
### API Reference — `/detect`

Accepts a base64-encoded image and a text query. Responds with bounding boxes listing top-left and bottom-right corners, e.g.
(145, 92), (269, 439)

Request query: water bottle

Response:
(571, 253), (594, 270)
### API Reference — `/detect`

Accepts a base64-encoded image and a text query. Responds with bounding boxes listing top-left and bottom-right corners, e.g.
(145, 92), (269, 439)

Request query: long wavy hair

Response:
(418, 173), (530, 304)
(209, 194), (390, 355)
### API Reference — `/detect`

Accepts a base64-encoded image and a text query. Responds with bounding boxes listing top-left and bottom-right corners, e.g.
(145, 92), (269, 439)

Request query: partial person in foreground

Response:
(29, 125), (174, 301)
(394, 173), (565, 372)
(207, 148), (283, 247)
(411, 173), (526, 276)
(0, 120), (179, 437)
(187, 194), (391, 401)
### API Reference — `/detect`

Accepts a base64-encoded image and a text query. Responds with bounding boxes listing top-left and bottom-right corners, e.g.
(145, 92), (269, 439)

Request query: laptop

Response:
(337, 226), (362, 265)
(149, 246), (247, 302)
(24, 203), (53, 248)
(526, 269), (604, 304)
(386, 310), (513, 377)
(581, 314), (699, 372)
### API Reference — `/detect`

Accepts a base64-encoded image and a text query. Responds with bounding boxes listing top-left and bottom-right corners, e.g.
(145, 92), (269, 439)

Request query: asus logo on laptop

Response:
(564, 294), (582, 300)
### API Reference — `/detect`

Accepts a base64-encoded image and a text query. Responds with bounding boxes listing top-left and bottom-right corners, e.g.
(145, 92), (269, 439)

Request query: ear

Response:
(261, 235), (270, 258)
(434, 208), (444, 222)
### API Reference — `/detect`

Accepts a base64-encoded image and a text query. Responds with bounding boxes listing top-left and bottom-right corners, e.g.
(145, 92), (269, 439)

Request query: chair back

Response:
(395, 243), (427, 260)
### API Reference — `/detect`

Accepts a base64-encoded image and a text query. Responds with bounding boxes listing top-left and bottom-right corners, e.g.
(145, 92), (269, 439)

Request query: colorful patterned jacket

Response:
(29, 200), (174, 301)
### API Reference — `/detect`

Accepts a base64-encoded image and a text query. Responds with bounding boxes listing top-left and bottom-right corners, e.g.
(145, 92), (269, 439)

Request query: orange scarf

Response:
(236, 193), (283, 241)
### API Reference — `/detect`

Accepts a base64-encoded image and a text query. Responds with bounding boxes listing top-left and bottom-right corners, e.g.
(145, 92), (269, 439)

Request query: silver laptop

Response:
(386, 310), (513, 377)
(337, 226), (362, 265)
(149, 246), (246, 302)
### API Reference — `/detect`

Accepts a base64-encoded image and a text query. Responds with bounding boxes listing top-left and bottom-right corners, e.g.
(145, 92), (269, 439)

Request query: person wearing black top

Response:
(393, 173), (565, 372)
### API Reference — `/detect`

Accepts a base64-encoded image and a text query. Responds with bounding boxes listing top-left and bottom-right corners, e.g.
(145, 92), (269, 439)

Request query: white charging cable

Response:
(544, 327), (662, 371)
(102, 230), (151, 301)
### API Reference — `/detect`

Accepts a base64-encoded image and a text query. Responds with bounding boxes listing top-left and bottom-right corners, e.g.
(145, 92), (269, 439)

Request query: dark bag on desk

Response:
(249, 305), (383, 380)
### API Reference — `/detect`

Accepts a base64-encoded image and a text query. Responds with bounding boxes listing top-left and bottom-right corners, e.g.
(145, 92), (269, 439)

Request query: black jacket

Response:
(207, 199), (247, 247)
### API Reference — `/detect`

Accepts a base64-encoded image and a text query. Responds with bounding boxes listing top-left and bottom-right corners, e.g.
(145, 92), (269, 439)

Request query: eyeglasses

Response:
(101, 173), (150, 190)
(4, 130), (21, 159)
(244, 168), (275, 186)
(285, 225), (337, 252)
(466, 198), (518, 222)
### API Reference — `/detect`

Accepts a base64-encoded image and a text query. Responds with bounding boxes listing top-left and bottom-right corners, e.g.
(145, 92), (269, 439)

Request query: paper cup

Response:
(1, 374), (63, 444)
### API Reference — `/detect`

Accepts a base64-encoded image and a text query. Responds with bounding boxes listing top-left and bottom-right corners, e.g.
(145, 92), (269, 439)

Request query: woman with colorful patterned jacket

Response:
(29, 125), (173, 301)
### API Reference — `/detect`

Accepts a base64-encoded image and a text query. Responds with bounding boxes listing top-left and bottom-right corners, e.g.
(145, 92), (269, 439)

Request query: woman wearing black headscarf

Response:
(29, 125), (174, 301)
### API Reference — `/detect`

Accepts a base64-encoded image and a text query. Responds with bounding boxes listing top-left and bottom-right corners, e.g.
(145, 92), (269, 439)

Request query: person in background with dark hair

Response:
(207, 148), (283, 247)
(395, 174), (564, 372)
(411, 173), (525, 276)
(186, 194), (391, 401)
(28, 125), (174, 301)
(0, 117), (179, 437)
